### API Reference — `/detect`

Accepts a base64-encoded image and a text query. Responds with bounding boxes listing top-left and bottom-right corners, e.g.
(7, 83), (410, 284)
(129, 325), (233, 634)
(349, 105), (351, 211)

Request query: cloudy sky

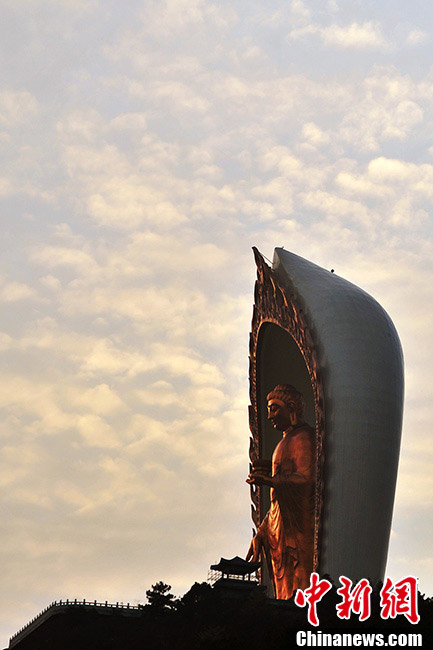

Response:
(1, 0), (433, 643)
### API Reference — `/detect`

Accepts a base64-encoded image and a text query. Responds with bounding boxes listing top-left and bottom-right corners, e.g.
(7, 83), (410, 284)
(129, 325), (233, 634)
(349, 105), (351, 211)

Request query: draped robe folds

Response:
(257, 423), (315, 599)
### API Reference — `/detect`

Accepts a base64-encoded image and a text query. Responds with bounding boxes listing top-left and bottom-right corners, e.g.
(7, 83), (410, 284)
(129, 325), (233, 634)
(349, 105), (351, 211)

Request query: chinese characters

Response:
(295, 573), (420, 626)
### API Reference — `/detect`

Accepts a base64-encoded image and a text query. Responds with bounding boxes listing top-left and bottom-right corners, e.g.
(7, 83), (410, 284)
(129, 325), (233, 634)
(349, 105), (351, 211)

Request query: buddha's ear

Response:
(289, 405), (297, 425)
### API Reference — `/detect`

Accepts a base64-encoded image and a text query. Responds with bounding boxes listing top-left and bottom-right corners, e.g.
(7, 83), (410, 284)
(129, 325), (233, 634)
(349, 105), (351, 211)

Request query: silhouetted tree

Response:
(145, 581), (178, 610)
(179, 581), (213, 608)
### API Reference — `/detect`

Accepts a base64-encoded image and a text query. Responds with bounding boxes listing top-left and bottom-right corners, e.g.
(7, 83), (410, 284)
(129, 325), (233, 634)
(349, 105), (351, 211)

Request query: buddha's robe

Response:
(257, 423), (315, 599)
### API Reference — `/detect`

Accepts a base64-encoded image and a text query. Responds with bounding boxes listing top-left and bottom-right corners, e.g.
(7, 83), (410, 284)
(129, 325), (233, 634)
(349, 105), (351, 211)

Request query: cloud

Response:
(78, 338), (153, 378)
(0, 333), (12, 351)
(0, 377), (77, 434)
(334, 156), (433, 227)
(139, 0), (237, 36)
(135, 380), (180, 407)
(336, 71), (424, 150)
(289, 21), (390, 50)
(290, 0), (310, 22)
(337, 156), (433, 200)
(321, 21), (390, 50)
(406, 29), (427, 46)
(327, 0), (339, 12)
(366, 156), (432, 185)
(109, 112), (148, 131)
(302, 122), (331, 148)
(76, 414), (121, 449)
(0, 279), (37, 302)
(0, 90), (38, 126)
(152, 81), (211, 113)
(86, 177), (187, 230)
(39, 275), (62, 291)
(0, 177), (13, 196)
(66, 384), (126, 416)
(31, 245), (98, 271)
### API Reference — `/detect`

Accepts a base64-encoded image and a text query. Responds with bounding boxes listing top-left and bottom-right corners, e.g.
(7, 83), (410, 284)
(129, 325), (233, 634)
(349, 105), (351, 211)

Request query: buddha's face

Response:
(267, 398), (292, 431)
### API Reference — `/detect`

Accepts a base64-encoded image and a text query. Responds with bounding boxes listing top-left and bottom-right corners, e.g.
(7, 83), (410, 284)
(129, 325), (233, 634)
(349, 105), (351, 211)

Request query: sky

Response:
(1, 0), (432, 644)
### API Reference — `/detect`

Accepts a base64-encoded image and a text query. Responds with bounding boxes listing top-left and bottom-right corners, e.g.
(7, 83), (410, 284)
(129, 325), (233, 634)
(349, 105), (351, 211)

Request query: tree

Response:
(145, 581), (178, 610)
(180, 581), (213, 609)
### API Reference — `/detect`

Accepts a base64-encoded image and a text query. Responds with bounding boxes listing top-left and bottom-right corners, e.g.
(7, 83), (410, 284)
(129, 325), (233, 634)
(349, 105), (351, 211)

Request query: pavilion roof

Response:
(210, 556), (260, 575)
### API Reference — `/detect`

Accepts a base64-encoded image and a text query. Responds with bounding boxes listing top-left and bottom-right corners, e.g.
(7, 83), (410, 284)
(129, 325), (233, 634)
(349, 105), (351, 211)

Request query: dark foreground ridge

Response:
(8, 580), (433, 650)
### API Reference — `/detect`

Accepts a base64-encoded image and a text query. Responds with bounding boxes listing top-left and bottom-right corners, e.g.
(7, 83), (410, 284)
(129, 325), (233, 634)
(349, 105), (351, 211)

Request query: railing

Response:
(207, 567), (259, 585)
(9, 599), (142, 645)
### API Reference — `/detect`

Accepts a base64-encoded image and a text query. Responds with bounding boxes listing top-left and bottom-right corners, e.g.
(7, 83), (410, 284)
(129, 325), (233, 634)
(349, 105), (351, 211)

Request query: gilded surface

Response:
(247, 391), (316, 599)
(248, 248), (325, 586)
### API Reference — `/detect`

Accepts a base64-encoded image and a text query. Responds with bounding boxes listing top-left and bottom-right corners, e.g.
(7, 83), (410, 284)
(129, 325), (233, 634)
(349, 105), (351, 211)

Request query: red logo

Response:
(294, 573), (333, 626)
(294, 574), (420, 626)
(336, 577), (372, 621)
(380, 576), (420, 624)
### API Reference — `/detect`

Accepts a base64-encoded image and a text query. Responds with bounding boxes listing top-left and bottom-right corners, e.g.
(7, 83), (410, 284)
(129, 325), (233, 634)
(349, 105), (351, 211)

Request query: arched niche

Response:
(248, 248), (325, 587)
(257, 322), (315, 516)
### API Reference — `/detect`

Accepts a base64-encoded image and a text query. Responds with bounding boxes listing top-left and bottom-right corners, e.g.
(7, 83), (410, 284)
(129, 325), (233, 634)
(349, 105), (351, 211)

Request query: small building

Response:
(209, 556), (265, 599)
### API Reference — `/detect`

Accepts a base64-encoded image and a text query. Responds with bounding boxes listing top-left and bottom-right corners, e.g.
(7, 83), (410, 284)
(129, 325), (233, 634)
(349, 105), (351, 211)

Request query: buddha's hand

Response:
(246, 472), (273, 487)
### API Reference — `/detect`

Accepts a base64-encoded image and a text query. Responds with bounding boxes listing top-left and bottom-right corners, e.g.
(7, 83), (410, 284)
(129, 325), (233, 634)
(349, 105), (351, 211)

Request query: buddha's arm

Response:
(290, 432), (314, 483)
(246, 472), (274, 487)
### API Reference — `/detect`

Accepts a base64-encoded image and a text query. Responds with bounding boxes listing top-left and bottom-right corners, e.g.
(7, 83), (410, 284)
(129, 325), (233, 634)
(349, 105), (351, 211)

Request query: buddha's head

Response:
(266, 384), (305, 430)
